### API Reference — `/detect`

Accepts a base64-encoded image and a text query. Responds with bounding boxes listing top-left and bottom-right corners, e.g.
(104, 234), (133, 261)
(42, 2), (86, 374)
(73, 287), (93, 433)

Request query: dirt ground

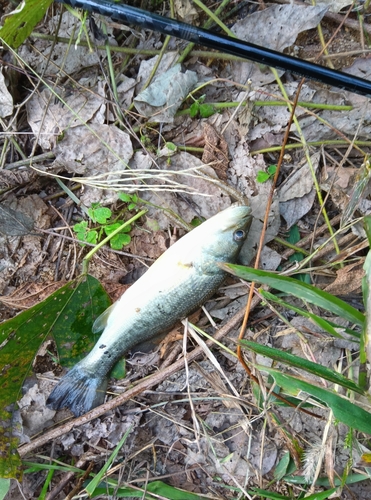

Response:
(1, 0), (371, 498)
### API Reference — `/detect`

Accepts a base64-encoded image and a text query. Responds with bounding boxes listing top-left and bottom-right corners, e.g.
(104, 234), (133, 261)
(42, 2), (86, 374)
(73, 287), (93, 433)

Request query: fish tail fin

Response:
(46, 364), (107, 417)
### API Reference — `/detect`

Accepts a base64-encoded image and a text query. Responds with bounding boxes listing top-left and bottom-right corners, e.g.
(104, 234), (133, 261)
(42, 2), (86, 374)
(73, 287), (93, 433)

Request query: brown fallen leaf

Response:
(0, 203), (34, 236)
(323, 261), (364, 295)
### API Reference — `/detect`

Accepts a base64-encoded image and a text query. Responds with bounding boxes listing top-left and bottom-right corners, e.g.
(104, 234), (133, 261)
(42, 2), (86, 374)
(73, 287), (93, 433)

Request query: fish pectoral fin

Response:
(92, 302), (119, 333)
(177, 260), (193, 269)
(130, 331), (169, 354)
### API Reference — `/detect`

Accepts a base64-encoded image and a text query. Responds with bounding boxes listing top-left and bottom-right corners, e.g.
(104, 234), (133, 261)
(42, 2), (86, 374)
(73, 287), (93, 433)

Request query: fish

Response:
(47, 204), (252, 416)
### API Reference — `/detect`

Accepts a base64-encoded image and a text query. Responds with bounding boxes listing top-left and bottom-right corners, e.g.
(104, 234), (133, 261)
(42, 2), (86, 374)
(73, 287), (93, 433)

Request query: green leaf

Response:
(165, 142), (177, 152)
(109, 233), (131, 250)
(0, 275), (110, 479)
(199, 103), (215, 118)
(73, 220), (88, 237)
(221, 265), (364, 327)
(189, 102), (199, 118)
(73, 221), (98, 246)
(0, 479), (10, 500)
(241, 339), (364, 394)
(273, 452), (291, 481)
(110, 359), (126, 379)
(0, 0), (53, 49)
(118, 193), (131, 203)
(88, 206), (111, 224)
(261, 366), (371, 434)
(85, 230), (98, 245)
(267, 164), (277, 175)
(304, 488), (338, 499)
(285, 225), (311, 283)
(190, 217), (203, 228)
(287, 225), (300, 245)
(104, 222), (131, 249)
(257, 165), (276, 184)
(51, 275), (111, 366)
(104, 222), (131, 235)
(256, 171), (270, 183)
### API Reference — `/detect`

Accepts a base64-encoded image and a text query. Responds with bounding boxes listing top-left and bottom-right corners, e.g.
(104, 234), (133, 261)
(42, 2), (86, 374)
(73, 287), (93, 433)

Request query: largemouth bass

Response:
(47, 204), (252, 416)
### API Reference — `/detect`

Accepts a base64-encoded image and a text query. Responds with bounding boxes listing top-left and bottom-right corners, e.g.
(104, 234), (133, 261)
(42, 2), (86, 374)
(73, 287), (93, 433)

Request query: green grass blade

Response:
(221, 265), (364, 327)
(23, 462), (83, 474)
(284, 473), (370, 486)
(362, 215), (371, 364)
(84, 427), (132, 497)
(248, 490), (290, 499)
(92, 480), (204, 499)
(250, 488), (337, 500)
(260, 290), (360, 340)
(37, 468), (54, 500)
(242, 340), (364, 394)
(261, 366), (371, 434)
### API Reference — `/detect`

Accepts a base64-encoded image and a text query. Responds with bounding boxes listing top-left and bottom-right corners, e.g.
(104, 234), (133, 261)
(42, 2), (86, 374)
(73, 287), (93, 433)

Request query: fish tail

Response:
(46, 364), (107, 417)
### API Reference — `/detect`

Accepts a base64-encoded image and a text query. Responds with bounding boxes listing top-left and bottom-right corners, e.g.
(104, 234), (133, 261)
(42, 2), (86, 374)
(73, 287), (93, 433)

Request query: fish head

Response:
(194, 204), (252, 269)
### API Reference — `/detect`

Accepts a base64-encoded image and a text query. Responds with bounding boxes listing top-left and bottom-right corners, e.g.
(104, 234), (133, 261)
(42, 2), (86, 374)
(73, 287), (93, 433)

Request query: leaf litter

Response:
(0, 0), (371, 498)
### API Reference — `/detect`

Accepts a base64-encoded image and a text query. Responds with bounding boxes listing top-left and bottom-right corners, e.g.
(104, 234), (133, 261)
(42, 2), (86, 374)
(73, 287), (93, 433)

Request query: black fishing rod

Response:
(56, 0), (371, 98)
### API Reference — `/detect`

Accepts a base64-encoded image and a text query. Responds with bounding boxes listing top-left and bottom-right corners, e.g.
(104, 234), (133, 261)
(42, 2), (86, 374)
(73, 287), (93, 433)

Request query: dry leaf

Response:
(0, 69), (13, 118)
(0, 204), (34, 236)
(228, 139), (280, 263)
(323, 262), (364, 295)
(319, 0), (353, 12)
(27, 79), (106, 150)
(278, 153), (320, 202)
(0, 169), (36, 190)
(19, 11), (111, 75)
(173, 0), (198, 22)
(229, 4), (327, 86)
(134, 63), (198, 122)
(135, 52), (178, 94)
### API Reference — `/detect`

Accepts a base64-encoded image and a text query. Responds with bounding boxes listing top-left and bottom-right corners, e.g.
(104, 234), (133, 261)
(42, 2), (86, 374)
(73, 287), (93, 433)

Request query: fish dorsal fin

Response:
(92, 302), (119, 333)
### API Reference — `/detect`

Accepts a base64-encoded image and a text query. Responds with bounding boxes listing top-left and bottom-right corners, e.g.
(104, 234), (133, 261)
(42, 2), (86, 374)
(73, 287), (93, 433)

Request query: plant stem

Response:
(176, 100), (353, 116)
(250, 140), (371, 155)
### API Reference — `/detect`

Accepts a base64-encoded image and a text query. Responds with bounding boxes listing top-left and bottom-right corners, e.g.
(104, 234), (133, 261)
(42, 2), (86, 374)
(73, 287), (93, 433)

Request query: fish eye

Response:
(233, 229), (245, 242)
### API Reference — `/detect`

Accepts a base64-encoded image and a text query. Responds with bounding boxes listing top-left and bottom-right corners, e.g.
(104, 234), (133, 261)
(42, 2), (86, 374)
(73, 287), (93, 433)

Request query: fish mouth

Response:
(219, 204), (252, 231)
